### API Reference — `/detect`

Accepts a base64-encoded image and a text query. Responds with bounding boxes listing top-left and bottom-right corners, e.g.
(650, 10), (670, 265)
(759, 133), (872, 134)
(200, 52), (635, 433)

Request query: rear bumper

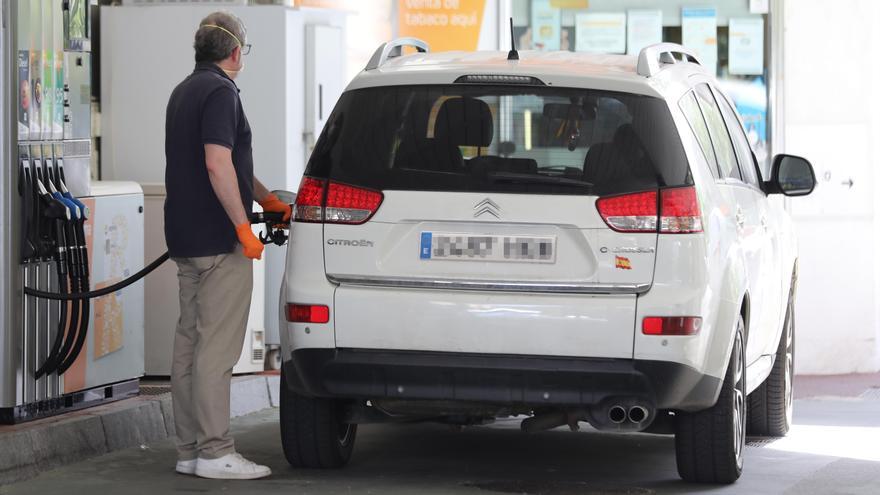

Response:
(283, 349), (722, 412)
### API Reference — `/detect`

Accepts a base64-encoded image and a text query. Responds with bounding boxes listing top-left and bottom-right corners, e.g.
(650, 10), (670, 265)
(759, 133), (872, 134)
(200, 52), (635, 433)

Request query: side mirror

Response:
(272, 189), (297, 205)
(767, 154), (816, 196)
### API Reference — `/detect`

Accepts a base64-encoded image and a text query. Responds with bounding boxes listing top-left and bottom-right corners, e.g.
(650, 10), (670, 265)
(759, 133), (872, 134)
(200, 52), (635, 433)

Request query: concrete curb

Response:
(0, 374), (279, 486)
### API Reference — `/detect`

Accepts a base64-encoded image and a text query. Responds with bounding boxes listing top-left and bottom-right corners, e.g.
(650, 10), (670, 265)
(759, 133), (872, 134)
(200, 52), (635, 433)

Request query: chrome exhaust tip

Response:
(628, 405), (648, 423)
(608, 405), (627, 424)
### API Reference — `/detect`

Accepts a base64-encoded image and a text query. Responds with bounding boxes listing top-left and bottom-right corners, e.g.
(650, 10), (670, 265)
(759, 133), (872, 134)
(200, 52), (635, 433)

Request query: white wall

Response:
(784, 0), (880, 374)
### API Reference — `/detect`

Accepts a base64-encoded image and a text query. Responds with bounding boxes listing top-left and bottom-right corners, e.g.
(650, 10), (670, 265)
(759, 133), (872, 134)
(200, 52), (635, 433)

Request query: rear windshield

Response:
(305, 85), (692, 196)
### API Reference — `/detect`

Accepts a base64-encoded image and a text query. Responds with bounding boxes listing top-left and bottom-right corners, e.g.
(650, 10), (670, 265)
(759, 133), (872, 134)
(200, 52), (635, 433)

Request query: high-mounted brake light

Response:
(286, 303), (330, 323)
(596, 186), (702, 234)
(293, 177), (383, 224)
(642, 317), (702, 336)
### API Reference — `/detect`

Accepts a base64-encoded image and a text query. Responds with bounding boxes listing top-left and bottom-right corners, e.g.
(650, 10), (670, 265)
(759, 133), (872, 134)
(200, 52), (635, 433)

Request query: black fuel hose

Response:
(40, 223), (84, 376)
(24, 251), (170, 301)
(33, 222), (71, 379)
(57, 238), (92, 375)
(23, 211), (286, 302)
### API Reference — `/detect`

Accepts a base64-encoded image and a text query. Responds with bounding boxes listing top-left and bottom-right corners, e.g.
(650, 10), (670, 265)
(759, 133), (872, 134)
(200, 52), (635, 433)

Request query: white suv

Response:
(278, 41), (815, 484)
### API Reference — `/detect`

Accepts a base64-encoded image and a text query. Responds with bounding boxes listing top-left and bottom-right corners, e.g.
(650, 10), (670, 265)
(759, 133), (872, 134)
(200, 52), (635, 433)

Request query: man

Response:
(164, 12), (290, 480)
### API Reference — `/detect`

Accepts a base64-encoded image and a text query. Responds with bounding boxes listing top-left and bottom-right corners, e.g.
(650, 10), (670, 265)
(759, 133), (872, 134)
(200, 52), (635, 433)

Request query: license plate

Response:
(419, 232), (556, 263)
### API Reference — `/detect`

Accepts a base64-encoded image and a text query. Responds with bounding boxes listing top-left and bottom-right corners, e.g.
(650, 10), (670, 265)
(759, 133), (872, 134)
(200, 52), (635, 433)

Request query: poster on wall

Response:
(531, 0), (561, 51)
(29, 0), (41, 139)
(397, 0), (485, 53)
(681, 6), (717, 75)
(18, 52), (30, 141)
(42, 0), (53, 141)
(575, 13), (626, 54)
(626, 10), (662, 55)
(728, 17), (764, 75)
(17, 0), (30, 140)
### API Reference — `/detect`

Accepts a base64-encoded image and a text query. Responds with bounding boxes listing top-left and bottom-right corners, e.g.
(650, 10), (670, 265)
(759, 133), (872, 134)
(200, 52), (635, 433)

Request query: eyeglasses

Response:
(203, 24), (251, 56)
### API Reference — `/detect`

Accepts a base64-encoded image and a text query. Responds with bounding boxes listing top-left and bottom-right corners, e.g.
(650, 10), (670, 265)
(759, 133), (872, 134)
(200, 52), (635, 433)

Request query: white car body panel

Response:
(334, 287), (637, 358)
(280, 48), (802, 403)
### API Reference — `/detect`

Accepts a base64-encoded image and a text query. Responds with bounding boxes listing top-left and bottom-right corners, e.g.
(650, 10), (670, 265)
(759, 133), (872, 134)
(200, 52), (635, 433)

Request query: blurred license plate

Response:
(419, 232), (556, 263)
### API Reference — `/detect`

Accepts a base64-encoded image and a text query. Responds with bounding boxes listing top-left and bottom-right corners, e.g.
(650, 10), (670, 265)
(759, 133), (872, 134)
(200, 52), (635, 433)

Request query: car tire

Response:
(675, 315), (746, 484)
(747, 292), (795, 437)
(280, 367), (357, 468)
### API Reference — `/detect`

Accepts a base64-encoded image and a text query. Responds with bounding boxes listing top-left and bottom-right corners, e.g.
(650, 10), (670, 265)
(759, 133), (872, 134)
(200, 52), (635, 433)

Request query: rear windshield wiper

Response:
(487, 172), (594, 188)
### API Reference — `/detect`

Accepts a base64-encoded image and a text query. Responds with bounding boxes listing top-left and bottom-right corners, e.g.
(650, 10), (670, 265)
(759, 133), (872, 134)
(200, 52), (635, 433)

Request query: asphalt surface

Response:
(3, 393), (880, 495)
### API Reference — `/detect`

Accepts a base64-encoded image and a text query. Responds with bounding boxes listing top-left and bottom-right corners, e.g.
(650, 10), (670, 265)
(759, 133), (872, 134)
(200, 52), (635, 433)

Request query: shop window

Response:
(511, 0), (772, 172)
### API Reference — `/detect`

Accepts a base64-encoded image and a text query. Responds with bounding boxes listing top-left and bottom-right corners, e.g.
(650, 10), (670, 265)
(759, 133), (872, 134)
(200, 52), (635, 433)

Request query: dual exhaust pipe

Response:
(520, 401), (653, 433)
(608, 404), (648, 425)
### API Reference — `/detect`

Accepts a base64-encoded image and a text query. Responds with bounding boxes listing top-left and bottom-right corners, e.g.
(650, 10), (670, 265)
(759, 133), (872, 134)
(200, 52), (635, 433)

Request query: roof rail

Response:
(364, 38), (430, 71)
(636, 43), (701, 77)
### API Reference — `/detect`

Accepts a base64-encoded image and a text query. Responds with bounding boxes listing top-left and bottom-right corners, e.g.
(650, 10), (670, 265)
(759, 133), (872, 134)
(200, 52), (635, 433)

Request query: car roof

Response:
(347, 49), (706, 100)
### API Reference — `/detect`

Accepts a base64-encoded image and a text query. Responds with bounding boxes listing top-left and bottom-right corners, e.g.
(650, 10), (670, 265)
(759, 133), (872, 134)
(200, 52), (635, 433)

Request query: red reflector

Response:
(286, 304), (330, 323)
(642, 317), (702, 336)
(595, 190), (658, 232)
(659, 186), (702, 233)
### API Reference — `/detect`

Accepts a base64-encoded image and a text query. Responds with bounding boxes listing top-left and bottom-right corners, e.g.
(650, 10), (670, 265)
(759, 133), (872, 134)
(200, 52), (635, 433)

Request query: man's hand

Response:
(258, 193), (292, 225)
(235, 223), (264, 260)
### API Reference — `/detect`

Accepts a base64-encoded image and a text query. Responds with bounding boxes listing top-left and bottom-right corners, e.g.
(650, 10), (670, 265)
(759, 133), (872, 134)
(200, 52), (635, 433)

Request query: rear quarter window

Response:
(679, 91), (719, 179)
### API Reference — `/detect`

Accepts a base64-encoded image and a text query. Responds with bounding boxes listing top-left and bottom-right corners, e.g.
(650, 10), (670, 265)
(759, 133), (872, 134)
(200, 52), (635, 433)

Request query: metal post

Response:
(1, 0), (23, 410)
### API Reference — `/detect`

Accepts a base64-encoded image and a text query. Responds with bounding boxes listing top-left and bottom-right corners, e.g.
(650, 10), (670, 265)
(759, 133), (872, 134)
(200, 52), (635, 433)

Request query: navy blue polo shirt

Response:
(164, 62), (254, 258)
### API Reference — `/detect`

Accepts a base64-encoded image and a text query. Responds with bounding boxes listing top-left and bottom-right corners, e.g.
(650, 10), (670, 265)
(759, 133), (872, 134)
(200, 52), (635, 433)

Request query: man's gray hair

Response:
(193, 12), (247, 63)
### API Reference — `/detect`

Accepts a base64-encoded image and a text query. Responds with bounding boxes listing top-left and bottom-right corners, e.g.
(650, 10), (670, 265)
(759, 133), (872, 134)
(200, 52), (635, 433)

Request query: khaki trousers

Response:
(170, 245), (252, 460)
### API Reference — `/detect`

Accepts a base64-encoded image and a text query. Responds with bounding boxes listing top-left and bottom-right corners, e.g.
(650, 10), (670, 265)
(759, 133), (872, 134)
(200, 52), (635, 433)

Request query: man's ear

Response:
(231, 45), (242, 64)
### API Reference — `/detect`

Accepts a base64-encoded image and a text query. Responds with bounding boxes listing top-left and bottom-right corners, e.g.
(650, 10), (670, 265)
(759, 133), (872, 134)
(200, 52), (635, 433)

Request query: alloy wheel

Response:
(733, 328), (746, 468)
(784, 309), (794, 428)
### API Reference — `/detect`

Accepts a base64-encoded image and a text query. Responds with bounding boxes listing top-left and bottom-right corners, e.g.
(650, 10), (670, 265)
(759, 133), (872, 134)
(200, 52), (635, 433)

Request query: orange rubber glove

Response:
(258, 193), (292, 225)
(235, 223), (264, 260)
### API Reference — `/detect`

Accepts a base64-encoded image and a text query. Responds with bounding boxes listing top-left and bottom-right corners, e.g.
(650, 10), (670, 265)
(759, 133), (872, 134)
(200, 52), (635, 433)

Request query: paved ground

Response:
(3, 386), (880, 495)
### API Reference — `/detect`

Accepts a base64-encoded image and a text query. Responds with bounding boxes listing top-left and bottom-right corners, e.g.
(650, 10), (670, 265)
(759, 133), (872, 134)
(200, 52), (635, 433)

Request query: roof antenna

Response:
(507, 17), (519, 61)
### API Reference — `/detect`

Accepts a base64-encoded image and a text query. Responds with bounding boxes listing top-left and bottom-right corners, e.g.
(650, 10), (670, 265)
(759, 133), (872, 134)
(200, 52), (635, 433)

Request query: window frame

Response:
(678, 89), (721, 180)
(712, 85), (764, 192)
(693, 83), (743, 184)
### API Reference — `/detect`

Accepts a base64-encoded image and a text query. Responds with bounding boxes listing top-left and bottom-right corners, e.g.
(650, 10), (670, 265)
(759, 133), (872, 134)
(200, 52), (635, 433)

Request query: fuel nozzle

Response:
(250, 211), (289, 246)
(36, 179), (71, 223)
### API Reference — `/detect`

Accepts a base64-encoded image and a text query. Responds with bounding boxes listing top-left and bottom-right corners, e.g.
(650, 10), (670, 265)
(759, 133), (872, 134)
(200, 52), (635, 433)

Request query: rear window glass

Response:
(305, 85), (692, 196)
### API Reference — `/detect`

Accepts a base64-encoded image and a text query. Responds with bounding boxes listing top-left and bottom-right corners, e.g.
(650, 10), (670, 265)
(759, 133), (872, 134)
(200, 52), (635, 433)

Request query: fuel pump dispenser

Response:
(2, 0), (290, 424)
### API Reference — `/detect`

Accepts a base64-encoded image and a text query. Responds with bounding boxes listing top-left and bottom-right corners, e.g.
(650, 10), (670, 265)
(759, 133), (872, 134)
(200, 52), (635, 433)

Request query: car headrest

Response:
(434, 97), (494, 147)
(613, 123), (639, 147)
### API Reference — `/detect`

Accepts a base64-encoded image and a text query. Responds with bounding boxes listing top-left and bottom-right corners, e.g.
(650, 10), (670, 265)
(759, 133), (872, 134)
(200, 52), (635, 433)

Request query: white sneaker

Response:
(175, 459), (197, 475)
(195, 453), (272, 480)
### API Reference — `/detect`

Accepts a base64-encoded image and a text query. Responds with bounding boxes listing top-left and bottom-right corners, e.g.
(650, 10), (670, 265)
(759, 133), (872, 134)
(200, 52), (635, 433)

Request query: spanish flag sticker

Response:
(615, 256), (632, 270)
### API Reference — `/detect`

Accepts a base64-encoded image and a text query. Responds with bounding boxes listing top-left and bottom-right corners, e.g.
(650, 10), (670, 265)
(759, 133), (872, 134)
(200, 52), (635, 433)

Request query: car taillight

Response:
(294, 177), (326, 222)
(642, 317), (702, 335)
(660, 186), (702, 233)
(595, 190), (658, 232)
(596, 186), (702, 234)
(293, 176), (383, 224)
(325, 182), (384, 224)
(286, 303), (330, 323)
